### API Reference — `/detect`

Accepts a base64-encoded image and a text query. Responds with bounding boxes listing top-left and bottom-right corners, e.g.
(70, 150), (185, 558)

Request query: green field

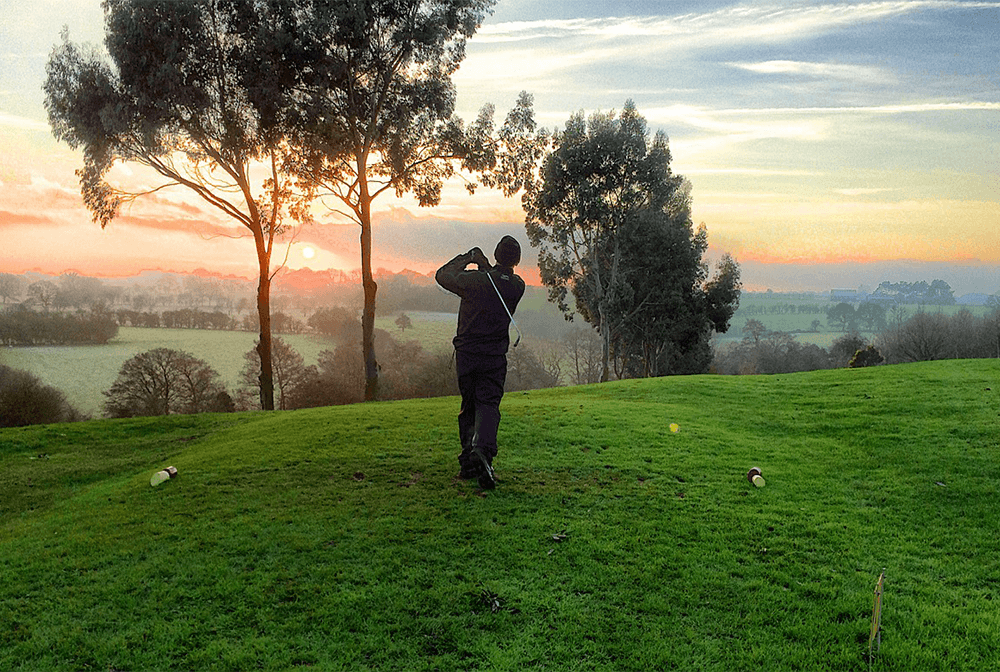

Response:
(3, 360), (998, 670)
(718, 296), (996, 347)
(0, 328), (341, 417)
(0, 315), (461, 417)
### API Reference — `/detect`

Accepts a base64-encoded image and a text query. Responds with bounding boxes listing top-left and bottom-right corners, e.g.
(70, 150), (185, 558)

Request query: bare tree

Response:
(104, 348), (228, 417)
(237, 337), (316, 411)
(0, 274), (26, 304)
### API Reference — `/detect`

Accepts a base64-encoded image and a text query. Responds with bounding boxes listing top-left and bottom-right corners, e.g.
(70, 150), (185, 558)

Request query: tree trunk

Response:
(254, 230), (275, 411)
(359, 194), (380, 401)
(256, 275), (275, 411)
(599, 304), (611, 383)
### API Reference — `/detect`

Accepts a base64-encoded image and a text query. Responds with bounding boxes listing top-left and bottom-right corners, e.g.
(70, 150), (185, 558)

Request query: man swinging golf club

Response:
(436, 236), (525, 489)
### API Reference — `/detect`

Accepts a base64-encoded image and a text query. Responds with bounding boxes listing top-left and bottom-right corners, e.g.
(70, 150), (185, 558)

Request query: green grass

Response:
(2, 360), (999, 670)
(375, 310), (456, 353)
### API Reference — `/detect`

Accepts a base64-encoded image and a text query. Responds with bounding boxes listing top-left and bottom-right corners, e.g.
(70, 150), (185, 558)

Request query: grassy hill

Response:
(2, 361), (998, 671)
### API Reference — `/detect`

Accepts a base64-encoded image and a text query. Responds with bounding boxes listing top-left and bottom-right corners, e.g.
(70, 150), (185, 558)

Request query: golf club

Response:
(486, 270), (522, 348)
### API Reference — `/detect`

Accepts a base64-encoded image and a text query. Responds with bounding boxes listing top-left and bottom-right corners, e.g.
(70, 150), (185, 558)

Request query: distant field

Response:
(375, 310), (457, 352)
(0, 327), (339, 417)
(5, 296), (989, 416)
(722, 295), (995, 346)
(0, 313), (462, 417)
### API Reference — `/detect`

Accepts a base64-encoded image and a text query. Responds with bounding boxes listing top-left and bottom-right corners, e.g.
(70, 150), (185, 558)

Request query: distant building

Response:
(830, 289), (858, 302)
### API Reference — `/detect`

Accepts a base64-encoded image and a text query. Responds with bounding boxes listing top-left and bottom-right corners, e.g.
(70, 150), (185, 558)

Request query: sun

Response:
(301, 246), (316, 260)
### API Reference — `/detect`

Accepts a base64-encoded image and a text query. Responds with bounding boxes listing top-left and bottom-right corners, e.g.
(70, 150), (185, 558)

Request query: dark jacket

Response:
(436, 252), (525, 356)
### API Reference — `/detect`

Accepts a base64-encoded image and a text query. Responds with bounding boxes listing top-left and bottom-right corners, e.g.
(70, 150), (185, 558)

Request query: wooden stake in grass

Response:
(869, 569), (885, 665)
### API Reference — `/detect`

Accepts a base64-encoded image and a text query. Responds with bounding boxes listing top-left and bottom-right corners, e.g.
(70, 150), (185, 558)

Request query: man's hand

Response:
(469, 247), (491, 270)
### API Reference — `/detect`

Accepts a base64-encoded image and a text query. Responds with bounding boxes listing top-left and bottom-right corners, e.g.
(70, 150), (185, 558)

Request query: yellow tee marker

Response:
(669, 423), (680, 433)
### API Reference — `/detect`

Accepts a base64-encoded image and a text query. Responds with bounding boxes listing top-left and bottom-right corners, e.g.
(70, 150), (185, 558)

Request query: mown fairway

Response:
(2, 360), (998, 670)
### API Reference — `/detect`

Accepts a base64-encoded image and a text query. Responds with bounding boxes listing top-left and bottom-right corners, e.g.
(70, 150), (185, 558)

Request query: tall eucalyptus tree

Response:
(287, 0), (541, 400)
(44, 0), (312, 410)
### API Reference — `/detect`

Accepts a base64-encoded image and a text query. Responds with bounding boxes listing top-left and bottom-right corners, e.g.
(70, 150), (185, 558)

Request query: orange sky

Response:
(1, 1), (998, 295)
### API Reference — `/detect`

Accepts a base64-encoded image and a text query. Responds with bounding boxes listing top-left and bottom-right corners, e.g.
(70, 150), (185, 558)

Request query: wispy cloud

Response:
(476, 2), (1000, 48)
(728, 60), (896, 84)
(834, 187), (897, 196)
(460, 1), (1000, 114)
(712, 101), (1000, 115)
(681, 168), (819, 177)
(0, 113), (49, 132)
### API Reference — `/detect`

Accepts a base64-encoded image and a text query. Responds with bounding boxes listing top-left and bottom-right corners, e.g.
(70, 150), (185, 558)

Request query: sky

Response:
(1, 0), (998, 294)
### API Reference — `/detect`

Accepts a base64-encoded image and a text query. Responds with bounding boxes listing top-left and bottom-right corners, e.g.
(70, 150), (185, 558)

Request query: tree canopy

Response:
(285, 0), (541, 400)
(103, 348), (230, 418)
(44, 0), (313, 410)
(525, 101), (740, 380)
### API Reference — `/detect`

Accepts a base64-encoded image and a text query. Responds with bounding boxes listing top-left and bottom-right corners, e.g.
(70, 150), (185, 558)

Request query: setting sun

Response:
(301, 246), (316, 260)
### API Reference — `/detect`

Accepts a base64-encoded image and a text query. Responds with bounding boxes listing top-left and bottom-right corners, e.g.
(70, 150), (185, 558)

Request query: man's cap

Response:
(495, 235), (521, 267)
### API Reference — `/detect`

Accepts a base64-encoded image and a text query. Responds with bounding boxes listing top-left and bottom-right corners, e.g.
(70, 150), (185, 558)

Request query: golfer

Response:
(435, 236), (525, 489)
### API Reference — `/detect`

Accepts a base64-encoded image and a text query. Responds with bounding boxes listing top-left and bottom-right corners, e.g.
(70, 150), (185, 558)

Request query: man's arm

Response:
(436, 248), (490, 295)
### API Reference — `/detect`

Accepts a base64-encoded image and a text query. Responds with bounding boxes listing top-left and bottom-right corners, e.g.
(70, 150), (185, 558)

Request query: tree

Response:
(287, 1), (543, 400)
(1, 365), (82, 427)
(562, 325), (603, 386)
(603, 211), (740, 377)
(308, 306), (359, 342)
(526, 101), (738, 380)
(849, 345), (884, 368)
(104, 348), (229, 417)
(826, 302), (856, 332)
(856, 302), (887, 332)
(237, 337), (316, 411)
(928, 279), (955, 305)
(395, 313), (413, 334)
(44, 0), (313, 410)
(879, 311), (950, 363)
(0, 274), (26, 304)
(506, 345), (560, 391)
(829, 332), (866, 367)
(742, 319), (766, 345)
(27, 281), (58, 312)
(56, 273), (107, 311)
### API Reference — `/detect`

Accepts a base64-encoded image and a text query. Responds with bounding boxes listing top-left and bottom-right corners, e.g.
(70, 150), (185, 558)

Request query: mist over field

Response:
(3, 263), (998, 423)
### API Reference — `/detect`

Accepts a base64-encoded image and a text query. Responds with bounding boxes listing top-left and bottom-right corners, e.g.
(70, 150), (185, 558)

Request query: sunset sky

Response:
(1, 0), (998, 294)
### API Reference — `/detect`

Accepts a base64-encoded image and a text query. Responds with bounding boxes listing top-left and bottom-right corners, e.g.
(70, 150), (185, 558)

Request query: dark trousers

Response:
(456, 350), (507, 471)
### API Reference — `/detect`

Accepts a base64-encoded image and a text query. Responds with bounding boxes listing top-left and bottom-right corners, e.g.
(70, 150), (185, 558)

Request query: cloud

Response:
(476, 2), (1000, 49)
(0, 113), (49, 132)
(728, 60), (896, 84)
(712, 101), (1000, 116)
(0, 209), (57, 227)
(833, 187), (897, 196)
(111, 214), (247, 240)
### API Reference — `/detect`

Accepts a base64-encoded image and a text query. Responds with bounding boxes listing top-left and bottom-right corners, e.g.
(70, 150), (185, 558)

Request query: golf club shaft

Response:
(486, 270), (522, 348)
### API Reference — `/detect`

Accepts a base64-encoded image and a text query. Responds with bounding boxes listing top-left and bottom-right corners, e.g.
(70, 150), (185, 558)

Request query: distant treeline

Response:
(0, 269), (459, 315)
(714, 306), (1000, 375)
(869, 280), (956, 305)
(113, 308), (339, 335)
(0, 308), (118, 346)
(738, 303), (828, 316)
(115, 308), (245, 331)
